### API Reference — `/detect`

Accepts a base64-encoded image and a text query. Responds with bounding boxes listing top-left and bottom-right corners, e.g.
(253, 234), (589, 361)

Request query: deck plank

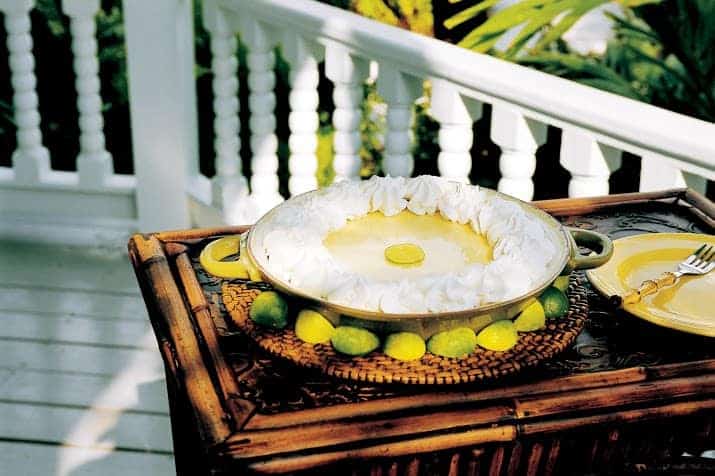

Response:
(0, 442), (174, 476)
(0, 310), (154, 348)
(0, 368), (169, 414)
(0, 401), (173, 452)
(0, 240), (140, 294)
(0, 340), (160, 376)
(0, 285), (148, 320)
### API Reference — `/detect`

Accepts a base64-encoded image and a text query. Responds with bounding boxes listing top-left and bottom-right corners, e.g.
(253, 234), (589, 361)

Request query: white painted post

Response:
(560, 129), (621, 197)
(241, 18), (283, 209)
(203, 1), (249, 218)
(377, 65), (421, 177)
(325, 44), (368, 182)
(431, 79), (482, 183)
(283, 34), (321, 195)
(1, 0), (50, 184)
(123, 0), (197, 230)
(490, 105), (546, 201)
(62, 0), (113, 187)
(640, 154), (708, 193)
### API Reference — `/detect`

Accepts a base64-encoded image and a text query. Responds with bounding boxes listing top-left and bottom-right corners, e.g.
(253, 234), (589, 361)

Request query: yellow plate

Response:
(586, 233), (715, 337)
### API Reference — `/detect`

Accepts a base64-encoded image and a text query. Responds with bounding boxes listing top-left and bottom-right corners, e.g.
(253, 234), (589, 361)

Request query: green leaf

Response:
(531, 0), (609, 53)
(466, 0), (548, 37)
(578, 78), (643, 99)
(618, 0), (661, 7)
(444, 0), (501, 30)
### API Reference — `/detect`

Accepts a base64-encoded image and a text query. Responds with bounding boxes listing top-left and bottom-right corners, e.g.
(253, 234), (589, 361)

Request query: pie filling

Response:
(323, 211), (492, 281)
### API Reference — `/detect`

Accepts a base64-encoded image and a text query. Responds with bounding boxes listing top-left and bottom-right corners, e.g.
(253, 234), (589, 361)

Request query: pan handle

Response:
(564, 228), (613, 272)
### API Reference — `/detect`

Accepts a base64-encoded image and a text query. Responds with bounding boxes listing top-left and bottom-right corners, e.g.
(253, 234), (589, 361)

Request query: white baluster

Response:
(204, 4), (249, 216)
(3, 0), (50, 184)
(560, 130), (621, 197)
(62, 0), (113, 187)
(430, 79), (482, 183)
(377, 65), (421, 177)
(640, 154), (708, 193)
(490, 106), (546, 201)
(325, 44), (368, 182)
(241, 19), (282, 209)
(283, 34), (322, 195)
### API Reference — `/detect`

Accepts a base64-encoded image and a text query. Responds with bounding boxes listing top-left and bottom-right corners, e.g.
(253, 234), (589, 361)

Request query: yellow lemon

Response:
(476, 320), (518, 352)
(553, 275), (570, 292)
(384, 243), (425, 265)
(295, 309), (335, 344)
(514, 301), (546, 332)
(384, 332), (426, 361)
(200, 236), (249, 279)
(249, 291), (288, 329)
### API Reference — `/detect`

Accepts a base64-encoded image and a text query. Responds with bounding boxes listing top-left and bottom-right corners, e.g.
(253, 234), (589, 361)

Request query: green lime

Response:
(331, 326), (380, 356)
(553, 275), (570, 292)
(539, 286), (570, 319)
(476, 320), (518, 352)
(249, 291), (288, 329)
(514, 301), (546, 332)
(384, 332), (426, 361)
(427, 327), (477, 358)
(295, 309), (335, 344)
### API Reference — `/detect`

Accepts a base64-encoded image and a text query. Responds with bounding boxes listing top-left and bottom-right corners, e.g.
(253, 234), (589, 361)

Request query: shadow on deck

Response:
(0, 239), (174, 475)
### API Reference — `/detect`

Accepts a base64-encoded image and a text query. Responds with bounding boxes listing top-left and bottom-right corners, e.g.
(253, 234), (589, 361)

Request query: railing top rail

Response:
(218, 0), (715, 173)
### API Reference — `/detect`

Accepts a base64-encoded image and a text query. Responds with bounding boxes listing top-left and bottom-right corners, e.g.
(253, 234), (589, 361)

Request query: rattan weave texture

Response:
(222, 277), (588, 385)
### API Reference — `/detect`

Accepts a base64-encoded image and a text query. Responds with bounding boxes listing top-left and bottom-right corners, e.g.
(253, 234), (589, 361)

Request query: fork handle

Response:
(610, 271), (678, 307)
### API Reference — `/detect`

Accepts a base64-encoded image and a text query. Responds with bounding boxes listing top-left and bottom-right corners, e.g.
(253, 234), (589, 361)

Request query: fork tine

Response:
(694, 243), (707, 256)
(692, 246), (714, 269)
(685, 244), (707, 264)
(692, 244), (712, 267)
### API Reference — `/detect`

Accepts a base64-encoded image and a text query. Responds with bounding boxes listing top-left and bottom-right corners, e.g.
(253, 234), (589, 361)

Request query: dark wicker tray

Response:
(222, 278), (588, 385)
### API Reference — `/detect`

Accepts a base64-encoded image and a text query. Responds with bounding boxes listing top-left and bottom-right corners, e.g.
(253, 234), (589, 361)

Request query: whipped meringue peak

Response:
(254, 175), (561, 314)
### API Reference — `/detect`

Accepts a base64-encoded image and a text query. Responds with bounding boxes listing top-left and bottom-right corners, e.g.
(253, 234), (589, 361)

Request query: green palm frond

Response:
(447, 0), (662, 56)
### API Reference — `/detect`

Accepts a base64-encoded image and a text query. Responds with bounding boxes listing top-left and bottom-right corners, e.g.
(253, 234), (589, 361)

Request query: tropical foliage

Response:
(444, 0), (714, 122)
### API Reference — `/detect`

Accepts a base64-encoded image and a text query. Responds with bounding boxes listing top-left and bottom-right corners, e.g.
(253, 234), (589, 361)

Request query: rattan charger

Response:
(222, 277), (588, 385)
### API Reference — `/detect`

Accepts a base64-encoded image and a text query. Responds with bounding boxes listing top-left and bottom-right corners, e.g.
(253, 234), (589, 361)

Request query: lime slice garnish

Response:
(384, 243), (425, 265)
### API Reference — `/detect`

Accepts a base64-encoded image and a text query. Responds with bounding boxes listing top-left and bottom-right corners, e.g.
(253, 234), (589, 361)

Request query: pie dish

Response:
(246, 176), (612, 337)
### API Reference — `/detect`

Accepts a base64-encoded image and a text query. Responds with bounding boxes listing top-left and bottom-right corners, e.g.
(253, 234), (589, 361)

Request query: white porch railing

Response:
(1, 0), (714, 243)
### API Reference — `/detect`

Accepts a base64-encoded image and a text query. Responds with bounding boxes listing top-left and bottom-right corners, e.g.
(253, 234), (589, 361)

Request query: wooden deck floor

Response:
(0, 239), (175, 475)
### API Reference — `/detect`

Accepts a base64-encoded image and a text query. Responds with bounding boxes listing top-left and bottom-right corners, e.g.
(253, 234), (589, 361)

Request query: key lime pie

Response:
(254, 175), (560, 314)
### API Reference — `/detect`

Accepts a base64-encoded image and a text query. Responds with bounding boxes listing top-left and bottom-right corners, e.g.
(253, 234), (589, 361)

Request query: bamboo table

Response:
(129, 189), (715, 475)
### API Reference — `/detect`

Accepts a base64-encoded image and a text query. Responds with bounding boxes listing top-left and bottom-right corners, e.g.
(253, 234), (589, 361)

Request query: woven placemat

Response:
(222, 277), (588, 385)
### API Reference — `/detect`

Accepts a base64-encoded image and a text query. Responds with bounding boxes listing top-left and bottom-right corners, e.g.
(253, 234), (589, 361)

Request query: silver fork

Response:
(613, 244), (715, 306)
